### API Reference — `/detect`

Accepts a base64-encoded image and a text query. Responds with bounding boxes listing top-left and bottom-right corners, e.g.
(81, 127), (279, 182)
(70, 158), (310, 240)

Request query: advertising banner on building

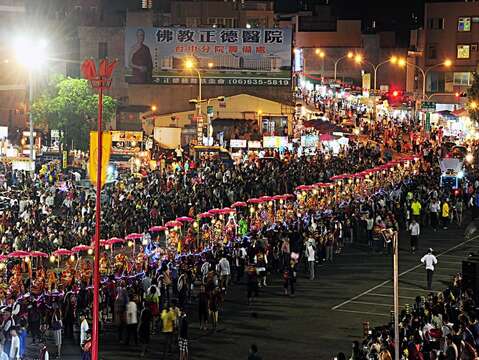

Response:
(125, 27), (292, 86)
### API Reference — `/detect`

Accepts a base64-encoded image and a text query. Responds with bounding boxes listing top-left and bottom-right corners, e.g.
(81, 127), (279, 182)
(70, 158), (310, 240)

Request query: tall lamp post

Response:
(13, 37), (48, 174)
(81, 58), (117, 360)
(185, 59), (213, 145)
(391, 58), (452, 100)
(333, 51), (354, 82)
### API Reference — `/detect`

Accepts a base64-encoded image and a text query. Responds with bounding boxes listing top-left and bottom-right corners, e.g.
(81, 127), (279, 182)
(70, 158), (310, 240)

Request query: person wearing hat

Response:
(421, 248), (438, 290)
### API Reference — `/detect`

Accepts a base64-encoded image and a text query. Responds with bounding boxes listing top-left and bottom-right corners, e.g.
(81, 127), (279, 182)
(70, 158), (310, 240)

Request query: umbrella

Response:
(105, 238), (125, 245)
(220, 207), (235, 214)
(0, 255), (7, 261)
(296, 185), (314, 191)
(247, 198), (262, 204)
(260, 196), (273, 202)
(283, 194), (295, 199)
(231, 201), (247, 208)
(71, 245), (92, 253)
(198, 212), (213, 219)
(52, 249), (73, 256)
(208, 208), (222, 215)
(125, 233), (144, 240)
(165, 221), (182, 228)
(29, 251), (48, 258)
(272, 195), (286, 201)
(8, 250), (30, 258)
(149, 225), (168, 232)
(176, 216), (194, 223)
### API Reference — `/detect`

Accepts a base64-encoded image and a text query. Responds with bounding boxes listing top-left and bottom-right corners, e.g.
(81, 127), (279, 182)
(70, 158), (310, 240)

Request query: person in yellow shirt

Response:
(441, 200), (450, 229)
(161, 305), (176, 358)
(411, 199), (422, 221)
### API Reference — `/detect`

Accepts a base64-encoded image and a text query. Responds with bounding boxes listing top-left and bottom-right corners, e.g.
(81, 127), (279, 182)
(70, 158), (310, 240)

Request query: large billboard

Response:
(125, 27), (292, 86)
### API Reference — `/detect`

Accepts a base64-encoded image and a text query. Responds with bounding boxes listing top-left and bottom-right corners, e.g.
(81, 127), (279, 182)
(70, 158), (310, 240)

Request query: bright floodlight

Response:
(14, 36), (48, 69)
(354, 54), (362, 63)
(184, 59), (194, 70)
(347, 51), (353, 58)
(444, 59), (452, 67)
(398, 58), (406, 67)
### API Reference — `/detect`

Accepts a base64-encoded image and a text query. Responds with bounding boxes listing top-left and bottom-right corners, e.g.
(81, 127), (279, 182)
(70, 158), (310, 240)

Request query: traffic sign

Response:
(421, 101), (436, 110)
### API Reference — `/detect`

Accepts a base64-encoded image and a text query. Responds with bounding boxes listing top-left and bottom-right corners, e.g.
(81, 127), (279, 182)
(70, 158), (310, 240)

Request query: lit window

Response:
(453, 72), (471, 86)
(457, 44), (470, 59)
(458, 17), (471, 31)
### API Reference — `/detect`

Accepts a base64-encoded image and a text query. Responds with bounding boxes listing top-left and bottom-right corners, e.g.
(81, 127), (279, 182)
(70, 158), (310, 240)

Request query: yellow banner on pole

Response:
(89, 131), (112, 188)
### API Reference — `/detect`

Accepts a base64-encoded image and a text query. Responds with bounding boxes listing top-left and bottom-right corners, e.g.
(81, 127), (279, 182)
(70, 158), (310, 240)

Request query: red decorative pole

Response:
(81, 58), (117, 360)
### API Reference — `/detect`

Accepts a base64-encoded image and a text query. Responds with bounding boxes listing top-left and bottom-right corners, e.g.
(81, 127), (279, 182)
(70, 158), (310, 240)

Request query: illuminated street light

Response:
(207, 62), (214, 69)
(333, 51), (358, 81)
(151, 105), (157, 112)
(12, 36), (49, 173)
(470, 101), (478, 110)
(184, 58), (194, 70)
(354, 54), (363, 64)
(392, 58), (453, 100)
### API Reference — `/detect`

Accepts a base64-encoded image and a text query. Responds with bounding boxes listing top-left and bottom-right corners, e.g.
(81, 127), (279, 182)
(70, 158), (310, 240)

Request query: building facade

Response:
(409, 1), (479, 103)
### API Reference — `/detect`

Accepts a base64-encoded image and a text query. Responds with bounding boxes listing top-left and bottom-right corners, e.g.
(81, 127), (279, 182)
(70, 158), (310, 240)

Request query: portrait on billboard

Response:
(128, 28), (153, 83)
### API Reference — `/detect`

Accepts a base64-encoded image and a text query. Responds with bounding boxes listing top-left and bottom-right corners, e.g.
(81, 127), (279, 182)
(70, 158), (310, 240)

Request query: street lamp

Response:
(391, 57), (452, 100)
(184, 58), (204, 144)
(333, 51), (354, 82)
(13, 36), (48, 173)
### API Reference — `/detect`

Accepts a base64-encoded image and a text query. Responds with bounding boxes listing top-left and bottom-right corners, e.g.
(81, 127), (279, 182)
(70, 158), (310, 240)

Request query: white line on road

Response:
(349, 301), (393, 307)
(331, 235), (478, 310)
(335, 309), (390, 317)
(369, 293), (416, 300)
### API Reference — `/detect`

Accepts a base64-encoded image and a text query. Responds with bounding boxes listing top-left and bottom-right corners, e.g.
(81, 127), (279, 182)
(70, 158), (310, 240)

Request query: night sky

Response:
(276, 0), (425, 30)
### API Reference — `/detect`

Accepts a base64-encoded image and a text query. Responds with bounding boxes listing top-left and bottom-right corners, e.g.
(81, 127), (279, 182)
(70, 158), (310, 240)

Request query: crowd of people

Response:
(0, 92), (475, 360)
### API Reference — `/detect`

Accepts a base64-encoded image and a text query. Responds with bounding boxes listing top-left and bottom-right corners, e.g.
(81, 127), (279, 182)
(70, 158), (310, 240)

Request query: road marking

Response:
(350, 301), (393, 307)
(335, 309), (390, 317)
(332, 234), (479, 310)
(441, 254), (470, 259)
(384, 285), (433, 292)
(369, 293), (416, 300)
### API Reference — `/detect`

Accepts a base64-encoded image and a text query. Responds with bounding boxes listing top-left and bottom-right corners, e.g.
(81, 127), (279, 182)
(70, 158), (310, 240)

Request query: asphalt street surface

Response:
(28, 220), (473, 360)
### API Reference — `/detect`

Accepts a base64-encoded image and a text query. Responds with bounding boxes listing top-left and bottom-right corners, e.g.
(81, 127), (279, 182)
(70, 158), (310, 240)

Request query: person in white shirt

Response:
(79, 314), (89, 347)
(306, 240), (316, 280)
(218, 256), (231, 291)
(429, 199), (440, 231)
(421, 248), (438, 290)
(125, 295), (138, 346)
(409, 218), (420, 254)
(9, 328), (20, 360)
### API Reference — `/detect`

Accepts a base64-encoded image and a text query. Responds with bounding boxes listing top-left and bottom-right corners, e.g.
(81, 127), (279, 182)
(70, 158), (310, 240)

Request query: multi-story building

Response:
(408, 1), (479, 104)
(0, 0), (27, 131)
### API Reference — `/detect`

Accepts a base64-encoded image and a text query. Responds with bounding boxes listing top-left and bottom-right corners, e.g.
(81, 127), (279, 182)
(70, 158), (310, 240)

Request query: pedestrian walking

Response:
(138, 302), (152, 357)
(178, 312), (189, 360)
(51, 308), (63, 358)
(306, 240), (316, 280)
(421, 248), (437, 290)
(441, 199), (450, 229)
(160, 305), (176, 359)
(409, 218), (420, 254)
(125, 295), (138, 346)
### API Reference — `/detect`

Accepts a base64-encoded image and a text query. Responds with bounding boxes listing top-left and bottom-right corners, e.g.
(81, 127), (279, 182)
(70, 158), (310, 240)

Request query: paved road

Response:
(27, 220), (473, 360)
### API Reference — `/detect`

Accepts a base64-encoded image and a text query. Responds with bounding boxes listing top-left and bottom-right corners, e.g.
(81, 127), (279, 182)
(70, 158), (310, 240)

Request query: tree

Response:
(31, 76), (117, 150)
(467, 72), (479, 123)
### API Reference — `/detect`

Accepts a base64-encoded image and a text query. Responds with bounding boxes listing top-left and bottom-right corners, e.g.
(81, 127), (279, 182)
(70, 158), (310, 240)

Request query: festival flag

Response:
(89, 131), (112, 188)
